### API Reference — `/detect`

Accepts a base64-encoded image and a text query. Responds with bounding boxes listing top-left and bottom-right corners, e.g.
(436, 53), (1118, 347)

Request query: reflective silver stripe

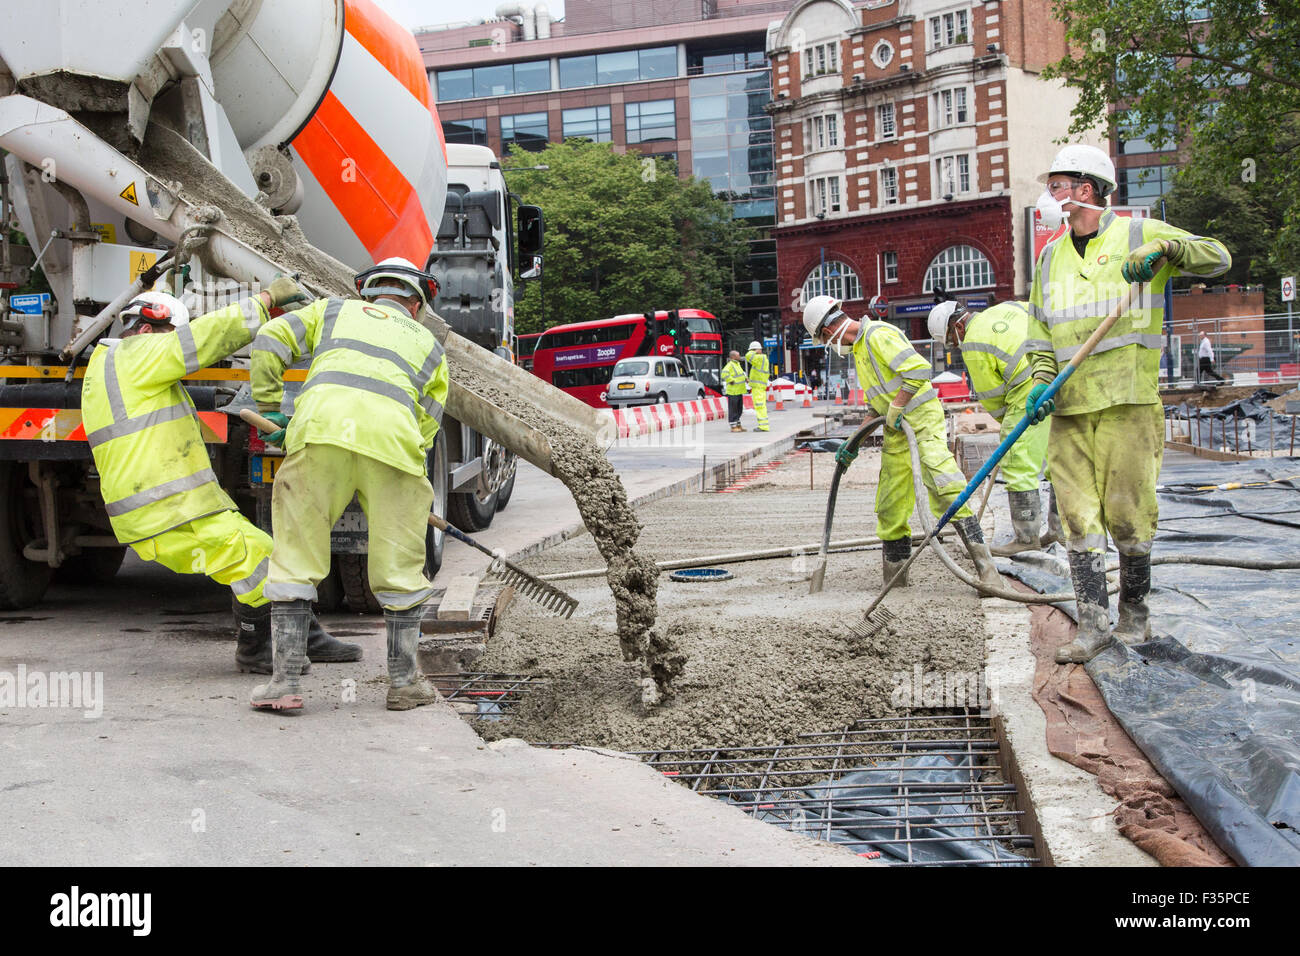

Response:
(264, 582), (318, 602)
(902, 388), (932, 413)
(319, 298), (345, 342)
(104, 341), (127, 422)
(1176, 235), (1232, 276)
(298, 370), (418, 418)
(104, 467), (219, 517)
(934, 470), (966, 490)
(239, 297), (264, 334)
(1098, 209), (1116, 234)
(1002, 301), (1029, 315)
(86, 402), (193, 449)
(317, 336), (417, 381)
(415, 340), (445, 391)
(252, 335), (292, 364)
(990, 406), (1006, 421)
(1119, 539), (1154, 556)
(376, 586), (437, 608)
(425, 398), (446, 423)
(1055, 331), (1164, 361)
(1003, 364), (1033, 392)
(230, 557), (268, 596)
(888, 347), (921, 372)
(284, 309), (311, 357)
(961, 340), (1014, 363)
(1023, 337), (1052, 351)
(972, 381), (1007, 401)
(1045, 291), (1158, 326)
(177, 323), (200, 374)
(1038, 242), (1056, 314)
(1067, 533), (1109, 553)
(1129, 215), (1145, 252)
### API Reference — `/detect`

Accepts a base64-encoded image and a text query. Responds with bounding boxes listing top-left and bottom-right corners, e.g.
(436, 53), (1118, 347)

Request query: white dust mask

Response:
(1035, 190), (1067, 230)
(824, 321), (854, 357)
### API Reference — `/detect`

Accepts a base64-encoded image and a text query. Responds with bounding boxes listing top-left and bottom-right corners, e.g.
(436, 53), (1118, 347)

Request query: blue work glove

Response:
(834, 441), (858, 469)
(260, 411), (290, 447)
(1121, 239), (1171, 283)
(884, 402), (906, 431)
(1027, 383), (1055, 424)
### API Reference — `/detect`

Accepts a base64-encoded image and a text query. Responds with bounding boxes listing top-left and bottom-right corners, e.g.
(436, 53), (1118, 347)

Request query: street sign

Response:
(1283, 276), (1295, 302)
(8, 292), (50, 314)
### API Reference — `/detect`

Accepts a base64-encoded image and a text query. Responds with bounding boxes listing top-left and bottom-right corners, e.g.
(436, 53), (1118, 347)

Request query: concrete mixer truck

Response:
(0, 0), (545, 611)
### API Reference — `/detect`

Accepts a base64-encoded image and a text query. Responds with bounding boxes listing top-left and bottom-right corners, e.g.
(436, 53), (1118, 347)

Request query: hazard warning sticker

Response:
(119, 182), (139, 205)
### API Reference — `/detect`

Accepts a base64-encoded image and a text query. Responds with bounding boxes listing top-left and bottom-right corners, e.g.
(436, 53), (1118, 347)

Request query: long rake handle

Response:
(239, 407), (281, 433)
(429, 511), (501, 562)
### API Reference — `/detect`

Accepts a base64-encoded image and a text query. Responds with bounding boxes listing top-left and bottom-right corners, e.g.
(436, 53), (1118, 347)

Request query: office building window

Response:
(935, 154), (972, 196)
(562, 106), (611, 142)
(933, 86), (969, 128)
(879, 167), (899, 206)
(442, 117), (487, 146)
(805, 113), (839, 151)
(803, 260), (862, 303)
(877, 102), (896, 140)
(501, 112), (549, 152)
(1119, 165), (1175, 207)
(929, 10), (970, 49)
(809, 176), (842, 216)
(435, 60), (551, 101)
(689, 71), (775, 219)
(883, 251), (898, 282)
(687, 43), (767, 75)
(872, 41), (894, 68)
(559, 46), (677, 89)
(626, 100), (676, 144)
(923, 244), (993, 292)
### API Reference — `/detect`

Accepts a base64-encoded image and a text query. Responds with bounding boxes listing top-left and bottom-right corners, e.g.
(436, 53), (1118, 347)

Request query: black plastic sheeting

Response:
(998, 455), (1300, 867)
(725, 752), (1029, 866)
(1165, 387), (1299, 452)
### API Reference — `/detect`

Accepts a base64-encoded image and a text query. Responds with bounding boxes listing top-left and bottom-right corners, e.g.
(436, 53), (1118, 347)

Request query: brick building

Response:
(766, 0), (1102, 375)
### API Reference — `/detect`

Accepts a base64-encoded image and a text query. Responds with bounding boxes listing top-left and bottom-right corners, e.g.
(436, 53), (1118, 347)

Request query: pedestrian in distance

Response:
(1026, 144), (1231, 663)
(721, 349), (748, 432)
(1197, 331), (1225, 383)
(80, 284), (360, 675)
(248, 257), (449, 712)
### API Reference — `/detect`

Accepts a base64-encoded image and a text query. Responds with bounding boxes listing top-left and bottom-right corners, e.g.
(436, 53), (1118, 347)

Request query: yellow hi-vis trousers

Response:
(1047, 403), (1163, 556)
(875, 399), (973, 541)
(129, 510), (272, 607)
(998, 401), (1051, 492)
(751, 386), (769, 430)
(265, 443), (436, 610)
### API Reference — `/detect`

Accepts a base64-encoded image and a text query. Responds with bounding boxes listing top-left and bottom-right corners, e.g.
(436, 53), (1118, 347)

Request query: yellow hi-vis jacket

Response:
(82, 296), (269, 544)
(721, 359), (747, 396)
(851, 320), (936, 417)
(1027, 211), (1230, 415)
(251, 297), (449, 477)
(959, 301), (1038, 421)
(746, 350), (771, 386)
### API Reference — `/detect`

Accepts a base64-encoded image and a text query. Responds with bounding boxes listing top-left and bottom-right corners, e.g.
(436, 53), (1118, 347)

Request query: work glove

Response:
(834, 441), (858, 469)
(259, 411), (290, 447)
(884, 401), (906, 431)
(1121, 239), (1179, 283)
(266, 275), (310, 309)
(1027, 383), (1055, 424)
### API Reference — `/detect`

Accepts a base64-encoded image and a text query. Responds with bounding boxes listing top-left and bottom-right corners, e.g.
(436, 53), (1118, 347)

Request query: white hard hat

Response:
(927, 300), (962, 344)
(748, 340), (762, 352)
(354, 256), (440, 311)
(1039, 144), (1116, 198)
(120, 291), (189, 330)
(802, 295), (844, 338)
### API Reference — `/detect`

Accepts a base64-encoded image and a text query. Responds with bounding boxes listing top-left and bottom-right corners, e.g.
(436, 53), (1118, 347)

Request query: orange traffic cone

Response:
(774, 392), (785, 411)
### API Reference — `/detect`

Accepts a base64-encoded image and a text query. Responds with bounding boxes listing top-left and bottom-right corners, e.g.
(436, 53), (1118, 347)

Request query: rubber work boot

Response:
(954, 516), (1002, 590)
(234, 599), (271, 674)
(249, 600), (311, 711)
(881, 537), (911, 588)
(385, 605), (439, 711)
(306, 615), (362, 663)
(1040, 488), (1066, 549)
(1055, 551), (1112, 664)
(990, 489), (1043, 556)
(1113, 552), (1152, 645)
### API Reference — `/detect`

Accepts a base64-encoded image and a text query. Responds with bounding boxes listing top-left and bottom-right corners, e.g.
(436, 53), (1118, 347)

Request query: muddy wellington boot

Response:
(1056, 552), (1113, 664)
(1113, 552), (1153, 645)
(1040, 488), (1065, 549)
(306, 615), (362, 663)
(881, 537), (911, 587)
(954, 516), (1002, 590)
(991, 489), (1043, 556)
(385, 605), (439, 711)
(234, 598), (272, 674)
(249, 600), (311, 711)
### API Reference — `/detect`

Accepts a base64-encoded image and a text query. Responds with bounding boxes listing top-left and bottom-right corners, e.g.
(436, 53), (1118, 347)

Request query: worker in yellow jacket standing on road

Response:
(81, 284), (359, 673)
(249, 257), (449, 712)
(928, 298), (1062, 555)
(1025, 144), (1231, 663)
(721, 350), (748, 432)
(803, 295), (1000, 590)
(745, 340), (771, 432)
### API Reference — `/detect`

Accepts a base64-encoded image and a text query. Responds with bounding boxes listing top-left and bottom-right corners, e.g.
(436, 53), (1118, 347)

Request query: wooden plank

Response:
(436, 576), (479, 621)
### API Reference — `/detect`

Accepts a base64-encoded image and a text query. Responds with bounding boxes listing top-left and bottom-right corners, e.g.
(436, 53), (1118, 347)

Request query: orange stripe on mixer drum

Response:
(293, 91), (434, 264)
(344, 0), (433, 109)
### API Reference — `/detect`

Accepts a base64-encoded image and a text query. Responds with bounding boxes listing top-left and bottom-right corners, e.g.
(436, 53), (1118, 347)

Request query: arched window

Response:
(923, 244), (994, 292)
(803, 260), (862, 304)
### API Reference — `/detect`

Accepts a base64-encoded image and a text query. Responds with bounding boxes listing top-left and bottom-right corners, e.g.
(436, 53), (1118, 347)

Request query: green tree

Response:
(502, 141), (747, 334)
(1042, 1), (1300, 282)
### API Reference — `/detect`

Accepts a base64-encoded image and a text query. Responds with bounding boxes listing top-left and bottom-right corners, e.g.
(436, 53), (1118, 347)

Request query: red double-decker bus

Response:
(514, 331), (544, 371)
(530, 309), (723, 406)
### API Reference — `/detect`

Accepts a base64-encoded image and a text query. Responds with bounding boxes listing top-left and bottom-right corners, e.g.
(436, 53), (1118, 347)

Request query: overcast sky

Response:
(372, 0), (566, 31)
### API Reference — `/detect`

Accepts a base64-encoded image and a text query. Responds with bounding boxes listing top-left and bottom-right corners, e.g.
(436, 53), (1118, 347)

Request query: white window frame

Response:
(803, 260), (863, 303)
(879, 167), (899, 206)
(809, 175), (842, 216)
(803, 41), (840, 77)
(933, 85), (970, 128)
(805, 113), (840, 152)
(872, 41), (894, 68)
(928, 9), (970, 50)
(934, 153), (972, 197)
(923, 244), (994, 293)
(877, 102), (896, 140)
(883, 251), (899, 283)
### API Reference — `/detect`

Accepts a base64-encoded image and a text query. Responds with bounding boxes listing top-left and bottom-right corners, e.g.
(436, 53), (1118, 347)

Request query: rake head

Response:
(493, 565), (578, 619)
(849, 605), (900, 640)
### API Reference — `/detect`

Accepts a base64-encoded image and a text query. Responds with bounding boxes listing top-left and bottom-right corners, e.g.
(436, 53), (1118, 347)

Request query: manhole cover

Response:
(668, 567), (734, 583)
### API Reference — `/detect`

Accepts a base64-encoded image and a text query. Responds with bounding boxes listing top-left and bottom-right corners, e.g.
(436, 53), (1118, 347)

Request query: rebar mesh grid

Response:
(712, 449), (807, 493)
(428, 673), (544, 717)
(635, 710), (1037, 866)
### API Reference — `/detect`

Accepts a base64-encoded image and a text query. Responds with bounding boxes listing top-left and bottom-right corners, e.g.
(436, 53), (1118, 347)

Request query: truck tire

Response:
(448, 487), (497, 532)
(313, 560), (345, 613)
(494, 466), (516, 512)
(54, 546), (127, 585)
(339, 432), (448, 615)
(0, 460), (54, 609)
